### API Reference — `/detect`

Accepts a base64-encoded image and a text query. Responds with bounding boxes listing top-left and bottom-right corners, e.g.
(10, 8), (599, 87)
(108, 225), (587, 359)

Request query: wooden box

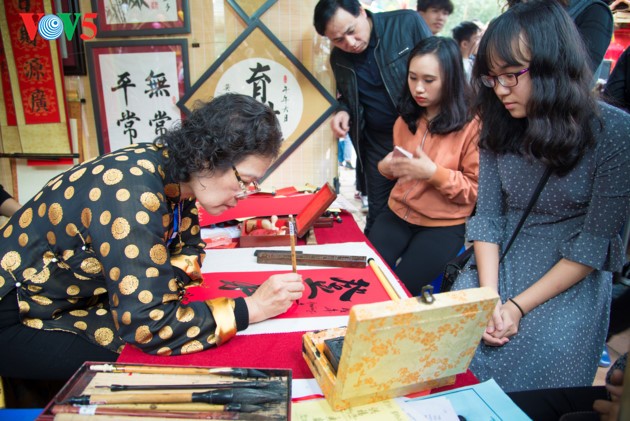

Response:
(36, 362), (292, 420)
(239, 182), (337, 248)
(302, 287), (499, 411)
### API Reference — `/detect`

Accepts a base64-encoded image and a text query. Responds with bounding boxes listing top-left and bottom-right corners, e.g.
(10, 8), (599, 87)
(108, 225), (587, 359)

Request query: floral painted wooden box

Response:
(302, 287), (498, 411)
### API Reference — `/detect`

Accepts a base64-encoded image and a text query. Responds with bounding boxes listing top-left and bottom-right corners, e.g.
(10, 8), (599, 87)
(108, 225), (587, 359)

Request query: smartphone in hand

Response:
(392, 146), (413, 158)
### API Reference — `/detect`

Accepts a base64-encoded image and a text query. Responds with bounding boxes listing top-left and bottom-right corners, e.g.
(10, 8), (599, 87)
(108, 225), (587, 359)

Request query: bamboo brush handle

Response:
(101, 403), (225, 411)
(88, 392), (193, 404)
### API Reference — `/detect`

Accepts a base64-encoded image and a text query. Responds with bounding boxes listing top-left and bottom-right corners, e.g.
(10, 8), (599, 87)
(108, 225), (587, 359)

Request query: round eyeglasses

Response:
(232, 166), (261, 199)
(480, 68), (529, 88)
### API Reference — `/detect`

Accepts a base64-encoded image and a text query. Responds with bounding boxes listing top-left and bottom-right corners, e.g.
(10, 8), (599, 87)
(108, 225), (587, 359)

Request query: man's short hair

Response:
(416, 0), (454, 14)
(313, 0), (362, 36)
(452, 21), (481, 44)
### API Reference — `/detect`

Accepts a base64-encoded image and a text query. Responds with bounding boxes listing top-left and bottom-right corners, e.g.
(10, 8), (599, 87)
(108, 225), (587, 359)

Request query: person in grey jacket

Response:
(313, 0), (431, 235)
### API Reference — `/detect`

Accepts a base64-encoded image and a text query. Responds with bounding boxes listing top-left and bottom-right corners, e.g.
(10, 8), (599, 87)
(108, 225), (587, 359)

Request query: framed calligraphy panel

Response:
(86, 39), (189, 154)
(178, 21), (336, 179)
(91, 0), (190, 37)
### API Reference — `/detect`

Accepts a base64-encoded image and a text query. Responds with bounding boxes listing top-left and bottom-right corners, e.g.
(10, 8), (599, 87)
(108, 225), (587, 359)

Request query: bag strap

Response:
(499, 166), (552, 262)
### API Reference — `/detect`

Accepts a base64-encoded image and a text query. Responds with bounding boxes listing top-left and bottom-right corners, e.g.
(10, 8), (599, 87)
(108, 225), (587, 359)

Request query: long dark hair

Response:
(156, 93), (283, 183)
(399, 36), (471, 135)
(473, 0), (598, 175)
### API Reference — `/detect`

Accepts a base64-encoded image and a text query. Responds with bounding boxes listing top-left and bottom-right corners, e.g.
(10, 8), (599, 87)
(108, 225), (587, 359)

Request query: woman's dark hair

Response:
(398, 36), (471, 135)
(314, 0), (361, 36)
(473, 0), (598, 175)
(156, 93), (283, 183)
(506, 0), (568, 7)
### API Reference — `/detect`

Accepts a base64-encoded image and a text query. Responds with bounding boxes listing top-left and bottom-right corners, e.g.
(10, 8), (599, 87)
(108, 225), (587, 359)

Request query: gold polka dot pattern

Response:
(19, 208), (33, 228)
(124, 244), (139, 259)
(136, 211), (150, 224)
(135, 325), (153, 344)
(89, 188), (101, 201)
(176, 307), (195, 322)
(138, 290), (153, 303)
(119, 275), (139, 295)
(116, 189), (131, 202)
(95, 327), (114, 345)
(69, 167), (87, 182)
(111, 217), (130, 239)
(48, 203), (63, 225)
(141, 192), (161, 212)
(64, 186), (75, 200)
(81, 209), (92, 228)
(100, 211), (111, 225)
(102, 169), (123, 185)
(150, 244), (167, 265)
(0, 145), (220, 356)
(18, 233), (28, 247)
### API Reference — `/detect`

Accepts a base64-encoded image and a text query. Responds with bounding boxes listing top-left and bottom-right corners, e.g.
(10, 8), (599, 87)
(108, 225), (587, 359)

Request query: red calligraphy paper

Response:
(3, 0), (61, 124)
(197, 193), (315, 226)
(184, 268), (391, 318)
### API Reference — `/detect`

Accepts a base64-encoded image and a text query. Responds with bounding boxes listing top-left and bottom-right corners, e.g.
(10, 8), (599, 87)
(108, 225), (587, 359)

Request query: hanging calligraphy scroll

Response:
(178, 21), (336, 179)
(91, 0), (190, 37)
(185, 268), (391, 319)
(86, 39), (189, 154)
(0, 0), (72, 154)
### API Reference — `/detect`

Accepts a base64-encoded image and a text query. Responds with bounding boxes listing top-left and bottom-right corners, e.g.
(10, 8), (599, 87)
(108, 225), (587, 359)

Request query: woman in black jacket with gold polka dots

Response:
(0, 94), (304, 394)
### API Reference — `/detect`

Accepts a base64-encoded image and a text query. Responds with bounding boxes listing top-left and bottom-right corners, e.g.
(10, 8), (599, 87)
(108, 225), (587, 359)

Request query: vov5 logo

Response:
(19, 12), (97, 41)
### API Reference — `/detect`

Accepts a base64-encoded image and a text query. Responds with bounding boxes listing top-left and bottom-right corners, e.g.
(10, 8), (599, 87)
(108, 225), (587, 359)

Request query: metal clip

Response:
(420, 285), (435, 304)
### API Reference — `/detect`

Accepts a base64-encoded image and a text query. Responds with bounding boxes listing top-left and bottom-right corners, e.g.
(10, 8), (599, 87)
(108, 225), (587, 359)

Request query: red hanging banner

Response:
(3, 0), (61, 125)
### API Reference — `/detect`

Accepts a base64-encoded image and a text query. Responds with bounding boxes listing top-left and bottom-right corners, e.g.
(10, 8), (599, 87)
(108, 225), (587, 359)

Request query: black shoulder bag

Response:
(441, 167), (552, 292)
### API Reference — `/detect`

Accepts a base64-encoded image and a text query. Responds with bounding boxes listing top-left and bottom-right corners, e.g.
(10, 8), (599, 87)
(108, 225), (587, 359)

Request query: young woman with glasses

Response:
(450, 0), (630, 392)
(0, 93), (303, 404)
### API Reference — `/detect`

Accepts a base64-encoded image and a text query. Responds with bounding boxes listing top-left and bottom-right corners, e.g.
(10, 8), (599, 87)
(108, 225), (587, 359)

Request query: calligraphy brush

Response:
(51, 403), (270, 418)
(96, 380), (282, 392)
(90, 364), (270, 379)
(67, 387), (286, 406)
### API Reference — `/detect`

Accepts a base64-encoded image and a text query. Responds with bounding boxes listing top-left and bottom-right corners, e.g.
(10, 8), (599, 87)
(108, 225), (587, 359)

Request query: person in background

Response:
(0, 93), (304, 405)
(507, 0), (613, 77)
(416, 0), (454, 35)
(603, 45), (630, 112)
(451, 20), (484, 82)
(451, 0), (630, 392)
(0, 184), (21, 218)
(508, 352), (627, 419)
(368, 37), (479, 296)
(338, 133), (354, 169)
(313, 0), (431, 235)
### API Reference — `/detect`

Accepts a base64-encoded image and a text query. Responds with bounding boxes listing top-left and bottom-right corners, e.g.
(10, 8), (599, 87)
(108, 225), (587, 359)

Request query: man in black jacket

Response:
(313, 0), (430, 234)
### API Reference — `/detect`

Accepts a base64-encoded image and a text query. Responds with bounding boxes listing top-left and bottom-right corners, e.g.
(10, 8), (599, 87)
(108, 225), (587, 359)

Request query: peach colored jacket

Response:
(383, 116), (480, 227)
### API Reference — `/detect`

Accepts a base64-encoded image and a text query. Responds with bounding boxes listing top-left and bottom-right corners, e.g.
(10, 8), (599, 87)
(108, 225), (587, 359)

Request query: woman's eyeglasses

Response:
(232, 166), (261, 199)
(480, 68), (529, 88)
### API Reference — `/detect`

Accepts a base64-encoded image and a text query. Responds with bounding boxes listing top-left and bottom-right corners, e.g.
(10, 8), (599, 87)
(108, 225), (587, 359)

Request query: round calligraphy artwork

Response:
(214, 58), (303, 141)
